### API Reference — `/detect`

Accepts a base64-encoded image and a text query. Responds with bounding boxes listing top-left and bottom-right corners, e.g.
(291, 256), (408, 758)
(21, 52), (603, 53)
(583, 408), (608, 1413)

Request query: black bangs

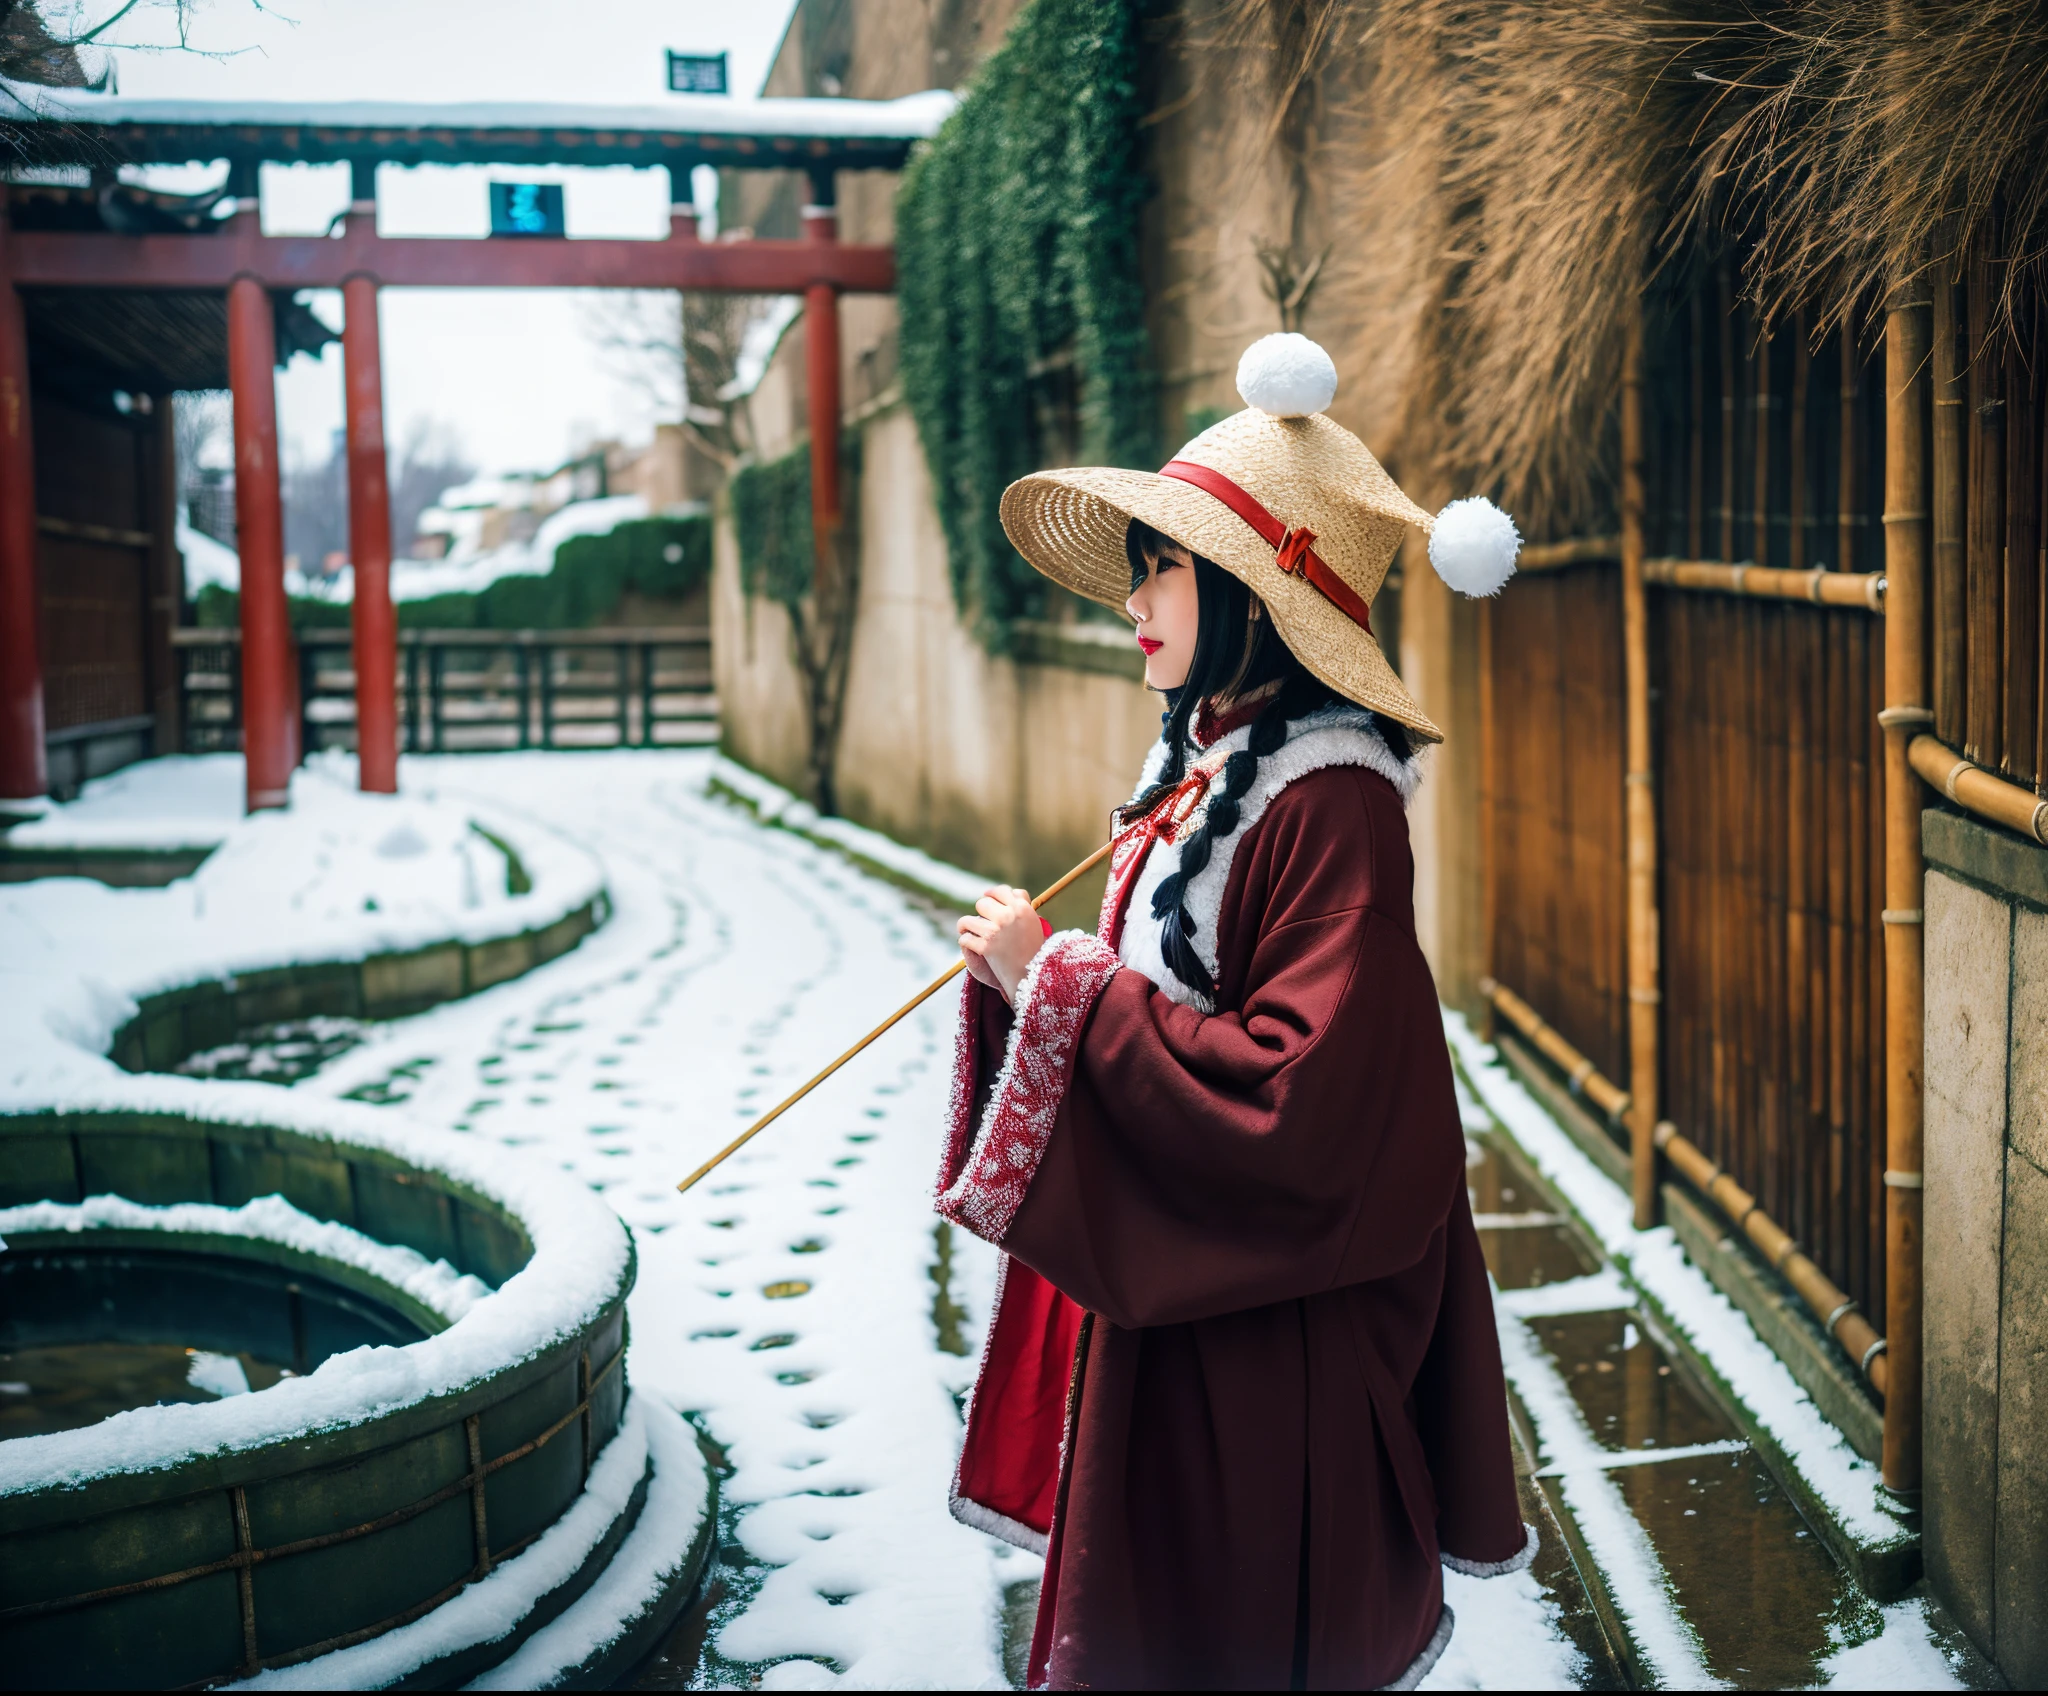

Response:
(1126, 517), (1169, 592)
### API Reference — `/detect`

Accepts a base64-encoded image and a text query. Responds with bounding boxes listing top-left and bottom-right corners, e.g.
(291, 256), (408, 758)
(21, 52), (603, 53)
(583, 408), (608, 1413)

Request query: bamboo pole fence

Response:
(1476, 245), (2048, 1495)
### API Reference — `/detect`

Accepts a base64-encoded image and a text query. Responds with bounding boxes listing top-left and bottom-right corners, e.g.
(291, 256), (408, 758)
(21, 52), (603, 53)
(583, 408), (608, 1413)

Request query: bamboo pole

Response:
(1654, 1120), (1888, 1395)
(1841, 315), (1861, 572)
(1909, 734), (2048, 843)
(1879, 285), (1931, 1494)
(1689, 285), (1706, 560)
(1479, 598), (1498, 1045)
(1643, 560), (1886, 609)
(1623, 305), (1660, 1230)
(1933, 267), (1968, 744)
(1790, 317), (1810, 572)
(676, 840), (1114, 1194)
(1516, 535), (1621, 570)
(1479, 978), (1632, 1121)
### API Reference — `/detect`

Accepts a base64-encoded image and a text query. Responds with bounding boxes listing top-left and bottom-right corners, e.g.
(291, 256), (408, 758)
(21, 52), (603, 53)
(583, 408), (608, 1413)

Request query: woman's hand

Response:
(957, 885), (1046, 1006)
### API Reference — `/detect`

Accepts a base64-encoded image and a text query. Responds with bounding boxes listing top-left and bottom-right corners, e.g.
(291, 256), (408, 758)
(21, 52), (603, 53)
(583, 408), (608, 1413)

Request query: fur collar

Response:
(1117, 706), (1422, 1011)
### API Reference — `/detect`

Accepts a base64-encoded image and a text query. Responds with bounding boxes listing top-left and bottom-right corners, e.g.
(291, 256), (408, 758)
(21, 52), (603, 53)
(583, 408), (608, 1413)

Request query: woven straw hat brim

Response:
(999, 462), (1444, 743)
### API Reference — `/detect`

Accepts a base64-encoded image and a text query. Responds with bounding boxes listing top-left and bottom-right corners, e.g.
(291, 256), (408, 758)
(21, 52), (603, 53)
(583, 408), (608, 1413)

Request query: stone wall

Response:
(1922, 805), (2048, 1686)
(714, 404), (1160, 930)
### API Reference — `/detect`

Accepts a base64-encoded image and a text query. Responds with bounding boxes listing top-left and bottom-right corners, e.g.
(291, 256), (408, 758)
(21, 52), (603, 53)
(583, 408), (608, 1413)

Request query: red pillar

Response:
(802, 186), (842, 594)
(228, 274), (295, 812)
(343, 274), (397, 793)
(0, 194), (47, 803)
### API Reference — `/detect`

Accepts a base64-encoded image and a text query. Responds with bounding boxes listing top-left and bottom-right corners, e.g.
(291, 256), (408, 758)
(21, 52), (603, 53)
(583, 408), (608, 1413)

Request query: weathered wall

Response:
(714, 404), (1159, 928)
(1922, 806), (2048, 1687)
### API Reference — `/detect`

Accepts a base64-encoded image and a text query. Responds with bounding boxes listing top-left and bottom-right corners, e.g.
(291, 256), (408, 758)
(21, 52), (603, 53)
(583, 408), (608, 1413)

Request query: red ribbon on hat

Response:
(1159, 459), (1373, 635)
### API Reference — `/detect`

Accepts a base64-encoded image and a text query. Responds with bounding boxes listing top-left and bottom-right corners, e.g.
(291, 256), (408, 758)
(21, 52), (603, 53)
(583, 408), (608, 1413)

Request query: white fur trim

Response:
(1441, 1521), (1539, 1578)
(1381, 1604), (1454, 1691)
(935, 931), (1121, 1243)
(1236, 332), (1338, 418)
(947, 1484), (1049, 1555)
(1117, 708), (1423, 1010)
(1427, 496), (1520, 597)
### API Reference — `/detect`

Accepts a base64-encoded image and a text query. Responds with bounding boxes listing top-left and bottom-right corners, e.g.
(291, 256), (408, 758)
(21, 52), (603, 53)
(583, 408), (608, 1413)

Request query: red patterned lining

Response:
(936, 931), (1122, 1243)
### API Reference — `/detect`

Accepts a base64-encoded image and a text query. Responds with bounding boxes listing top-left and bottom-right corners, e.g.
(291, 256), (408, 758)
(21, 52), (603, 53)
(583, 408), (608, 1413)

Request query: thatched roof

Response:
(1222, 0), (2048, 525)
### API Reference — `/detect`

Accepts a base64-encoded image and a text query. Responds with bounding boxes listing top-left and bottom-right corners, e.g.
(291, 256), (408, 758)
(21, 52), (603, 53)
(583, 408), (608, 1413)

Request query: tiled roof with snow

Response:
(0, 83), (955, 171)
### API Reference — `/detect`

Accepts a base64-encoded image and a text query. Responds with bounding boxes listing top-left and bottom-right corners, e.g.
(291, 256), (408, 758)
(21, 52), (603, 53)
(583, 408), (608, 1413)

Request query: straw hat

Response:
(998, 333), (1520, 743)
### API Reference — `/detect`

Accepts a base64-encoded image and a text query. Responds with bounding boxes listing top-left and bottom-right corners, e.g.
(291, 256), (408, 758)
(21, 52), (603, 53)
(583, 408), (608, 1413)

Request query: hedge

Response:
(193, 514), (712, 632)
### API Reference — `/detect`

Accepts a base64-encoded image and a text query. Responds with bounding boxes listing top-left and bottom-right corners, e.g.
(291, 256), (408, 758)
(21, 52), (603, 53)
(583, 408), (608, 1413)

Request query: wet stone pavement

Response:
(1465, 1123), (1959, 1689)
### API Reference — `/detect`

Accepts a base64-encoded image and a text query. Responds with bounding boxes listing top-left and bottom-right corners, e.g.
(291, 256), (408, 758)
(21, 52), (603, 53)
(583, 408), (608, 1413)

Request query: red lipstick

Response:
(1137, 635), (1163, 656)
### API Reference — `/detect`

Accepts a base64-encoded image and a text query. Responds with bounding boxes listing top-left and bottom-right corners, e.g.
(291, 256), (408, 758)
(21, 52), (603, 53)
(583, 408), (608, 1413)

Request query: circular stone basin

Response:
(0, 1104), (710, 1690)
(0, 1244), (427, 1440)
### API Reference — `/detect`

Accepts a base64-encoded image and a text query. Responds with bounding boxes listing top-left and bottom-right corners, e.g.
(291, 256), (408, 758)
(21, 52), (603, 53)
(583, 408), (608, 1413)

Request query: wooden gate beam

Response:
(2, 226), (895, 295)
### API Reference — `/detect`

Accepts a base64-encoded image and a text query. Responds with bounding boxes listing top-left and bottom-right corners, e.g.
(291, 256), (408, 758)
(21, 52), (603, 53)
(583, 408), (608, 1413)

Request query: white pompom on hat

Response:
(1237, 333), (1339, 419)
(1427, 496), (1520, 598)
(996, 332), (1520, 743)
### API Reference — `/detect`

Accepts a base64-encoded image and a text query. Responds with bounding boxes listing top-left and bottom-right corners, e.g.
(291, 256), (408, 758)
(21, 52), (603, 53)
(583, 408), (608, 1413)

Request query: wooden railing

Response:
(174, 626), (715, 756)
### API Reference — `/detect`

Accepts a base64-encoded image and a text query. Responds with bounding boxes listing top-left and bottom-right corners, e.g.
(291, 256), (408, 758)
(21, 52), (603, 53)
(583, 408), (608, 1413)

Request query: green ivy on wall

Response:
(729, 432), (862, 610)
(895, 0), (1156, 647)
(195, 515), (712, 631)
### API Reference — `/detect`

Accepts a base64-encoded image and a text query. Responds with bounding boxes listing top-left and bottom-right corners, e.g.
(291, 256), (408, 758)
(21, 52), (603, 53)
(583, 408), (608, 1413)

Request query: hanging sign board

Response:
(488, 182), (566, 238)
(667, 50), (728, 94)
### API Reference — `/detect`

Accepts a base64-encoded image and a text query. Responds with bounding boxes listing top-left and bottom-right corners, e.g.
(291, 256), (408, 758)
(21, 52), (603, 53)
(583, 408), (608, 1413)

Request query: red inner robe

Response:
(937, 752), (1529, 1690)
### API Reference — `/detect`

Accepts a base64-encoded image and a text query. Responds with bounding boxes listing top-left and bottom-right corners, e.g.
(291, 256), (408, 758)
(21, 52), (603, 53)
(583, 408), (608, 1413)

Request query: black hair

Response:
(1123, 517), (1413, 1001)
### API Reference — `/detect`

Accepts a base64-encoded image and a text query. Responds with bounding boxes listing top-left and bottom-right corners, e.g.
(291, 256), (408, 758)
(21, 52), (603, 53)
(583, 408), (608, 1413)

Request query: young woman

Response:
(938, 335), (1534, 1690)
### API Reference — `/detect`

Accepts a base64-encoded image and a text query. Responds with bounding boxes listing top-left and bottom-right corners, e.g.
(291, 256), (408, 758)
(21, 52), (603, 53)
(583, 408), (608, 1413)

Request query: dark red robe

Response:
(936, 745), (1531, 1690)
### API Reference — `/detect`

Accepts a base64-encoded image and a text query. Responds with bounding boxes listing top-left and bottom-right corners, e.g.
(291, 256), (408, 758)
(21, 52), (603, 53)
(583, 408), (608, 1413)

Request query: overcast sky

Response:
(101, 0), (802, 477)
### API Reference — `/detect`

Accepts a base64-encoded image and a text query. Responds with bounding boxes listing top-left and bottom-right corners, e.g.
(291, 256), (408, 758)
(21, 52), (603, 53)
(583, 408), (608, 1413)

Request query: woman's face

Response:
(1126, 537), (1199, 691)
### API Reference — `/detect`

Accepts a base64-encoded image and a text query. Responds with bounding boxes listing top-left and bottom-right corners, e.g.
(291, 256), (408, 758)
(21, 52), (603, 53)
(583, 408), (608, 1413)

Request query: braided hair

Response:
(1124, 519), (1412, 1001)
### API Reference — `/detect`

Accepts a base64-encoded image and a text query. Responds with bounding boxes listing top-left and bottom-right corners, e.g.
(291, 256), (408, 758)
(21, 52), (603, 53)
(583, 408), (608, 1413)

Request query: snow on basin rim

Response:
(0, 1081), (631, 1498)
(0, 1193), (495, 1325)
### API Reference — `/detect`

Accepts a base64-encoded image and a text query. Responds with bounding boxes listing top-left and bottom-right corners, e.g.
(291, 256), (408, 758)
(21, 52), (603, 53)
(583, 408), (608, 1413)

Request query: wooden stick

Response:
(675, 839), (1115, 1194)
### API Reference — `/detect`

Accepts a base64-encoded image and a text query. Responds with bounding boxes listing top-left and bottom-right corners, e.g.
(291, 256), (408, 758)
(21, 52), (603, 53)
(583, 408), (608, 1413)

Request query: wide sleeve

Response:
(937, 766), (1470, 1330)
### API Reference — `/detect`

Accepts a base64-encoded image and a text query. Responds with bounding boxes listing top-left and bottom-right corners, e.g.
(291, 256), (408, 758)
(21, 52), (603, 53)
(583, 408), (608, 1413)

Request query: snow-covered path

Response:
(291, 749), (1578, 1690)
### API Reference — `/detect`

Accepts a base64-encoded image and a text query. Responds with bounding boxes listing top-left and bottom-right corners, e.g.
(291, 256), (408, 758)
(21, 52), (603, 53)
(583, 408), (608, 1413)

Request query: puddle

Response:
(175, 1017), (367, 1085)
(1614, 1449), (1868, 1687)
(1479, 1222), (1602, 1292)
(1468, 1134), (1601, 1291)
(0, 1343), (291, 1439)
(1535, 1311), (1733, 1454)
(929, 1222), (971, 1357)
(343, 1054), (434, 1105)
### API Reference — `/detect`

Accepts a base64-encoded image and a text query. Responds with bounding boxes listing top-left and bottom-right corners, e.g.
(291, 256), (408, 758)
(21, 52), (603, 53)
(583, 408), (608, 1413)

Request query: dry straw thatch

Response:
(1216, 0), (2048, 525)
